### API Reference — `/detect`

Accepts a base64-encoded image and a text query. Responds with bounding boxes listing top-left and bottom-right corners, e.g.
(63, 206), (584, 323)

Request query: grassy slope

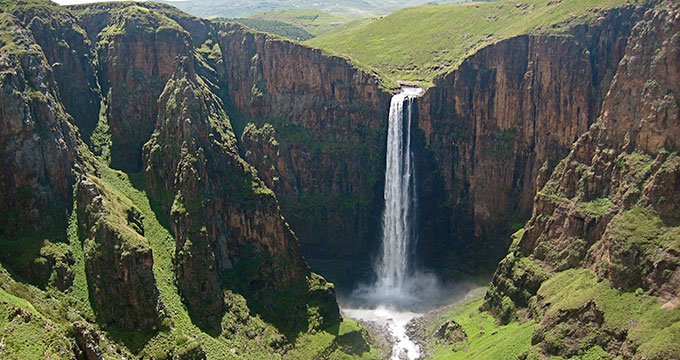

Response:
(285, 318), (383, 359)
(423, 296), (536, 359)
(156, 0), (384, 19)
(538, 269), (680, 359)
(247, 9), (353, 36)
(538, 270), (680, 359)
(306, 16), (377, 43)
(424, 268), (680, 359)
(307, 0), (634, 86)
(0, 156), (380, 359)
(219, 17), (314, 41)
(96, 165), (237, 358)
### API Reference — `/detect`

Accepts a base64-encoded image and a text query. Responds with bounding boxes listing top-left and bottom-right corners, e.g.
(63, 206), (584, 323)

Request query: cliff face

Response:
(10, 4), (100, 140)
(217, 23), (393, 283)
(415, 5), (643, 272)
(0, 10), (80, 287)
(1, 1), (344, 357)
(483, 2), (680, 358)
(76, 177), (165, 331)
(143, 57), (338, 331)
(91, 6), (192, 172)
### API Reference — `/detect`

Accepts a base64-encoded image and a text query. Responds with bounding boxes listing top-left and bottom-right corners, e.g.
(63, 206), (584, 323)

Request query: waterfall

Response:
(343, 87), (432, 360)
(376, 87), (422, 292)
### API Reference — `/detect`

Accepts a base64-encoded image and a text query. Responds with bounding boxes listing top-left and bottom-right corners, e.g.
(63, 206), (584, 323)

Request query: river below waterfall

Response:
(338, 281), (484, 360)
(342, 306), (422, 360)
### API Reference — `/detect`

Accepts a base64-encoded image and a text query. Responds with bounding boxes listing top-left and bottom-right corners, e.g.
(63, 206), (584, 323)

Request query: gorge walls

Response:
(0, 9), (80, 286)
(486, 0), (680, 316)
(1, 2), (347, 357)
(216, 23), (393, 284)
(481, 2), (680, 357)
(414, 5), (645, 272)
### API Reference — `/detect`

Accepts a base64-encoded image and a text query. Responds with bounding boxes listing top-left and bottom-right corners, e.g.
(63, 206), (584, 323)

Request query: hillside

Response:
(156, 0), (471, 19)
(247, 9), (353, 36)
(219, 9), (354, 42)
(216, 17), (314, 41)
(307, 0), (637, 85)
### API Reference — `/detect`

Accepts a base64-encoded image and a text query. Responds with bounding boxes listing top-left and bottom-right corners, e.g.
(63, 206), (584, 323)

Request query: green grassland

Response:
(307, 0), (638, 86)
(248, 9), (353, 36)
(422, 266), (680, 359)
(218, 17), (315, 41)
(423, 296), (537, 359)
(538, 269), (680, 359)
(219, 9), (368, 43)
(305, 16), (378, 44)
(156, 0), (470, 20)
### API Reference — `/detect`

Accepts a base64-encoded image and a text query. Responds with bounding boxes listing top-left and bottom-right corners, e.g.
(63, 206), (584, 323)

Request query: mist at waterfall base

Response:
(338, 87), (472, 360)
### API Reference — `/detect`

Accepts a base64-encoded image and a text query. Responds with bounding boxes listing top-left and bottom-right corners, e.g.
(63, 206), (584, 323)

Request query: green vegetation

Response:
(247, 9), (353, 37)
(537, 159), (570, 204)
(616, 150), (654, 179)
(0, 284), (78, 359)
(600, 206), (679, 289)
(98, 163), (378, 358)
(538, 269), (680, 359)
(0, 186), (125, 359)
(286, 318), (382, 359)
(429, 268), (680, 359)
(119, 5), (186, 34)
(220, 18), (314, 41)
(154, 0), (470, 19)
(578, 197), (613, 217)
(307, 0), (638, 85)
(197, 38), (222, 61)
(95, 165), (241, 358)
(90, 99), (112, 163)
(0, 0), (68, 13)
(424, 297), (537, 359)
(305, 16), (377, 47)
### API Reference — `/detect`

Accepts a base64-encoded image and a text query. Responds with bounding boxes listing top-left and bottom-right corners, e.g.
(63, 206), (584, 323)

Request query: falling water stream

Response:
(376, 87), (419, 292)
(342, 87), (426, 360)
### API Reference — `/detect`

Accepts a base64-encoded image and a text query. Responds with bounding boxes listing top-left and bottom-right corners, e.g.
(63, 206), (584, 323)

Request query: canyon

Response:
(0, 0), (678, 359)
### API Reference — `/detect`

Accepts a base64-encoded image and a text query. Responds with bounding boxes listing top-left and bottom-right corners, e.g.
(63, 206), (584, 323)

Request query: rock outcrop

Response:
(143, 56), (339, 331)
(9, 3), (100, 140)
(90, 5), (192, 171)
(1, 1), (341, 356)
(76, 177), (165, 330)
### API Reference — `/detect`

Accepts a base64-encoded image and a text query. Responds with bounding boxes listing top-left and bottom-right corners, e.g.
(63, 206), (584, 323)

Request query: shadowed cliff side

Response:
(8, 2), (100, 141)
(0, 8), (80, 286)
(415, 4), (646, 273)
(216, 22), (395, 286)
